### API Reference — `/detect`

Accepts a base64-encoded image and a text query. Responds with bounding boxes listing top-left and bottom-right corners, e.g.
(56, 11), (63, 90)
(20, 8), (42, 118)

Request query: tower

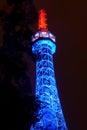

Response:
(30, 9), (68, 130)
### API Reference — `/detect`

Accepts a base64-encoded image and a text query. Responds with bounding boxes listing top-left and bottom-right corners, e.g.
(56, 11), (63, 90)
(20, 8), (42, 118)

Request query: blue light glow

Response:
(30, 32), (68, 130)
(32, 39), (56, 54)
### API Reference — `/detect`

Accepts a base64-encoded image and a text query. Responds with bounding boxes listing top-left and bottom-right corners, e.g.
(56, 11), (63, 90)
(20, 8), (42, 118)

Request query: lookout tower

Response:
(30, 9), (68, 130)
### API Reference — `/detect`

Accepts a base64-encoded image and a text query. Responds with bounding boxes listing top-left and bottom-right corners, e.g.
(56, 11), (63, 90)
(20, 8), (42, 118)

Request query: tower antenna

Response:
(38, 9), (48, 30)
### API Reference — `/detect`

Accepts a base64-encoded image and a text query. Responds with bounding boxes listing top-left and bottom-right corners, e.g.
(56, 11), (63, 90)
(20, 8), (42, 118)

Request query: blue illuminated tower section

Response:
(30, 10), (68, 130)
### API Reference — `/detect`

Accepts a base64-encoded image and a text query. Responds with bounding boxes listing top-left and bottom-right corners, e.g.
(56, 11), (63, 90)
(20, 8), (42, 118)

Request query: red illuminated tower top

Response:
(32, 9), (56, 43)
(38, 9), (48, 31)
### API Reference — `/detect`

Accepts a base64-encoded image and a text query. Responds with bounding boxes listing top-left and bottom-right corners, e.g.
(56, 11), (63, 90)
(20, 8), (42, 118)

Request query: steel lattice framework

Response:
(30, 31), (68, 130)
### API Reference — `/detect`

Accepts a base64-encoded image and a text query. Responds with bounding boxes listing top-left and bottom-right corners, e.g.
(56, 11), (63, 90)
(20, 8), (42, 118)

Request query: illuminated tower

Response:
(30, 10), (68, 130)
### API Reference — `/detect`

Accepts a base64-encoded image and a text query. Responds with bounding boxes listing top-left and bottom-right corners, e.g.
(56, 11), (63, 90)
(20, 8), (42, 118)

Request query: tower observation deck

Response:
(30, 9), (68, 130)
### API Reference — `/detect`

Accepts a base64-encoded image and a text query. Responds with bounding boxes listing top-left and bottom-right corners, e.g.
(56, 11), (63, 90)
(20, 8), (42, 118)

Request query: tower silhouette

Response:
(30, 9), (68, 130)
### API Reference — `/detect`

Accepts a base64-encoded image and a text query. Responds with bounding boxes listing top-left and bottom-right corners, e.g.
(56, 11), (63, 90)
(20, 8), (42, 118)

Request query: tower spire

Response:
(38, 9), (48, 30)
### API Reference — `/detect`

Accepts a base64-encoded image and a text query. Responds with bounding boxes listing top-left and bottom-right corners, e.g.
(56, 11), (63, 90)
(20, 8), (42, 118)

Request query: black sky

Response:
(0, 0), (87, 130)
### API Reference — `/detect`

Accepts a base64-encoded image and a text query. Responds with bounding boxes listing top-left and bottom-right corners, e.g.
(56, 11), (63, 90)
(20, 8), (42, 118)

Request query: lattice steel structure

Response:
(30, 30), (68, 130)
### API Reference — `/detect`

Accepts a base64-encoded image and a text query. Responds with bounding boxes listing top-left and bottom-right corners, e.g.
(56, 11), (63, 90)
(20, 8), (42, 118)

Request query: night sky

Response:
(0, 0), (87, 130)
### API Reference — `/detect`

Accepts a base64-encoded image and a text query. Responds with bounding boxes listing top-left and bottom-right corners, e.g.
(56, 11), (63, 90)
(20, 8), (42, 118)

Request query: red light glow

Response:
(38, 9), (48, 31)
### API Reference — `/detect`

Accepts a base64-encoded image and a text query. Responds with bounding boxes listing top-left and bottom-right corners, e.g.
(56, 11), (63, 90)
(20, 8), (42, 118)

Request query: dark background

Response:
(0, 0), (87, 130)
